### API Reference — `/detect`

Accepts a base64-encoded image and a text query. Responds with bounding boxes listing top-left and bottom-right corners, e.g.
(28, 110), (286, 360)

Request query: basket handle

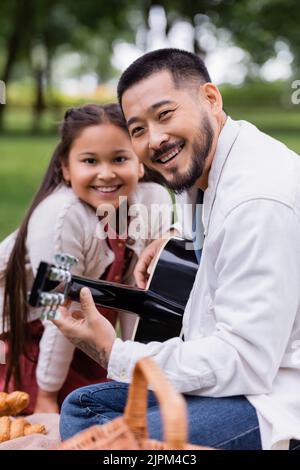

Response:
(123, 357), (188, 450)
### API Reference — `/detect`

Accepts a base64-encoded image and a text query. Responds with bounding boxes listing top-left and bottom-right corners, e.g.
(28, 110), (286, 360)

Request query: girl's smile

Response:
(91, 184), (123, 199)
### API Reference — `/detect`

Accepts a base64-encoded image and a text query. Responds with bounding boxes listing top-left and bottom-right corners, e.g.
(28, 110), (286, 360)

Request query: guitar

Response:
(28, 237), (199, 343)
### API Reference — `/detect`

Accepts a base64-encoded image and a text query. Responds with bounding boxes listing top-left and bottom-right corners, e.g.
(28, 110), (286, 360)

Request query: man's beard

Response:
(144, 115), (214, 194)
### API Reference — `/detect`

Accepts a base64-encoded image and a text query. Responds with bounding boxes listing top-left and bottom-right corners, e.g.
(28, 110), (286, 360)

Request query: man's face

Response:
(122, 70), (215, 193)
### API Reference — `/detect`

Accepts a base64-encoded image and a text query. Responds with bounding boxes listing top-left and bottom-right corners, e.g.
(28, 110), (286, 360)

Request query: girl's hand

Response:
(34, 389), (59, 414)
(51, 287), (116, 370)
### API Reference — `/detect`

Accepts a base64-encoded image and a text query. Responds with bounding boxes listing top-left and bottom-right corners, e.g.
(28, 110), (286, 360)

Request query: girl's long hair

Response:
(2, 103), (131, 389)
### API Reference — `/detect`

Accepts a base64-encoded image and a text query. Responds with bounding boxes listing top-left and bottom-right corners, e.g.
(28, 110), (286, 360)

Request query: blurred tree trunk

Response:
(31, 68), (46, 134)
(0, 0), (32, 130)
(30, 0), (53, 134)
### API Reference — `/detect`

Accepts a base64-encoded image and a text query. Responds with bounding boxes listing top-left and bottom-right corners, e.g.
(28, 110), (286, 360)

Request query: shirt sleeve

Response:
(27, 199), (90, 392)
(107, 199), (300, 396)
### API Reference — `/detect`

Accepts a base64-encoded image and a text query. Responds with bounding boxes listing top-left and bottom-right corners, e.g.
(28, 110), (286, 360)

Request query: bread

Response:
(0, 416), (46, 443)
(0, 391), (30, 416)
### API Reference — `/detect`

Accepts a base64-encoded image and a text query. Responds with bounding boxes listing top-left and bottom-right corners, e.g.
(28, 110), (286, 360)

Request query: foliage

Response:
(1, 0), (299, 133)
(158, 0), (300, 70)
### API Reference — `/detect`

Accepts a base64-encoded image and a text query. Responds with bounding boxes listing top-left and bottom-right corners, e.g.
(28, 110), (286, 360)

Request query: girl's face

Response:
(62, 123), (144, 209)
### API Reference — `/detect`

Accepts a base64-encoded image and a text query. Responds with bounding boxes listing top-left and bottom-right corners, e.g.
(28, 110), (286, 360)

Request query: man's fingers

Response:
(146, 257), (156, 275)
(135, 274), (147, 289)
(62, 298), (72, 309)
(50, 298), (73, 327)
(134, 239), (167, 287)
(80, 287), (98, 317)
(134, 259), (149, 288)
(72, 310), (84, 320)
(50, 305), (70, 327)
(134, 246), (158, 288)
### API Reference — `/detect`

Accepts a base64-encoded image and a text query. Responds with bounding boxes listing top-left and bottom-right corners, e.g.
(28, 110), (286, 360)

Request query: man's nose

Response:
(148, 125), (168, 151)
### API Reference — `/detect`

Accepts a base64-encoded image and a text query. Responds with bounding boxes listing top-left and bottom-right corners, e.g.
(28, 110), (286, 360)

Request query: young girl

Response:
(0, 103), (172, 414)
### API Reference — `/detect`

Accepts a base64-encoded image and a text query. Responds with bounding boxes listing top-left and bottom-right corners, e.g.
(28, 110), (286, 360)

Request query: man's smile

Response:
(152, 142), (185, 165)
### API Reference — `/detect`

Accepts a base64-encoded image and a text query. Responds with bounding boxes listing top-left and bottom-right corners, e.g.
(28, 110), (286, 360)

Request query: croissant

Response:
(0, 391), (30, 416)
(0, 416), (46, 443)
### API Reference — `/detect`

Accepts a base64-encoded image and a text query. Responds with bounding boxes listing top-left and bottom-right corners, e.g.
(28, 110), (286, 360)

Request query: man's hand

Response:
(134, 238), (167, 289)
(51, 287), (116, 369)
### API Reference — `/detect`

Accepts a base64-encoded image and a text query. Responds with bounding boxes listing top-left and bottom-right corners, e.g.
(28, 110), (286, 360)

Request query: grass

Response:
(229, 107), (300, 154)
(0, 136), (56, 238)
(229, 107), (300, 139)
(0, 106), (299, 240)
(4, 109), (59, 134)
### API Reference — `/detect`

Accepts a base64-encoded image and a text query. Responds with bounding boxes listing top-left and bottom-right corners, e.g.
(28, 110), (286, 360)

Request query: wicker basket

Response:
(58, 357), (212, 450)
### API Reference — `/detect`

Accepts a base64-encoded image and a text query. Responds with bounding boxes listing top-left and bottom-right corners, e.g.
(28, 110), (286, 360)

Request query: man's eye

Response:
(159, 110), (172, 120)
(131, 127), (143, 137)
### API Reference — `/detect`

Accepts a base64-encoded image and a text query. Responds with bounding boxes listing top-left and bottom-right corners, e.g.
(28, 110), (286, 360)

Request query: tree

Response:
(0, 0), (143, 132)
(1, 0), (299, 132)
(156, 0), (300, 70)
(0, 0), (34, 129)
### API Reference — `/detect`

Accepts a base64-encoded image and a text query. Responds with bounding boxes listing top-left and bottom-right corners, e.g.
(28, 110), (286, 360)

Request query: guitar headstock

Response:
(28, 253), (78, 320)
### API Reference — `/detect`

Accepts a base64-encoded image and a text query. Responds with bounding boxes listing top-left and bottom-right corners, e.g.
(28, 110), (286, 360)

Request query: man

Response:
(55, 49), (300, 450)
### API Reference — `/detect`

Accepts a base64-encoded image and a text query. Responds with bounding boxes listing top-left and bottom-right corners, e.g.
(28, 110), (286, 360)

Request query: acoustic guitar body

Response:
(132, 237), (199, 342)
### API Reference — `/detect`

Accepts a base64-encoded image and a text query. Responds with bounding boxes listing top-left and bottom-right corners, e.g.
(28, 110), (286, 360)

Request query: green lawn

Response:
(229, 108), (300, 141)
(0, 107), (299, 240)
(0, 136), (56, 238)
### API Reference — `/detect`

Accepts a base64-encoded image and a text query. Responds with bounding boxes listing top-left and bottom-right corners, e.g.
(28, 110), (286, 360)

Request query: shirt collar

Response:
(203, 116), (241, 234)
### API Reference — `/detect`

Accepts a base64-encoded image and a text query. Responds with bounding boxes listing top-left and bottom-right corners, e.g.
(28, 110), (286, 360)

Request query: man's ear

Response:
(138, 163), (145, 180)
(200, 83), (223, 116)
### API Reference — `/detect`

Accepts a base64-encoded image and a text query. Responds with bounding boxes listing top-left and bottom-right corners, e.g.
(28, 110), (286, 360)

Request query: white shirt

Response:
(108, 117), (300, 450)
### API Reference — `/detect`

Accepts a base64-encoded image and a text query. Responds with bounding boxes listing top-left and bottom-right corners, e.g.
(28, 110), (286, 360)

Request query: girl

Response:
(0, 104), (172, 413)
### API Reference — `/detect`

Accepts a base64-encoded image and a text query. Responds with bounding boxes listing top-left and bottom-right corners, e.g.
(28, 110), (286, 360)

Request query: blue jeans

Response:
(60, 381), (262, 450)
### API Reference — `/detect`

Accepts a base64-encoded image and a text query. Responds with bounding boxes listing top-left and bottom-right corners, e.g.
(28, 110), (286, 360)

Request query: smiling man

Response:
(56, 49), (300, 450)
(120, 62), (219, 196)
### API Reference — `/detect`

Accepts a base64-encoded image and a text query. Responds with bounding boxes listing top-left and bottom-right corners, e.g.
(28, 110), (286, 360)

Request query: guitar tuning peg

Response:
(39, 292), (65, 320)
(49, 267), (72, 283)
(54, 253), (78, 270)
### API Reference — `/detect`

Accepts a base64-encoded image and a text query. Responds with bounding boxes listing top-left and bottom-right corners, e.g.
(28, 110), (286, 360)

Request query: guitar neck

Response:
(67, 275), (146, 313)
(66, 275), (183, 324)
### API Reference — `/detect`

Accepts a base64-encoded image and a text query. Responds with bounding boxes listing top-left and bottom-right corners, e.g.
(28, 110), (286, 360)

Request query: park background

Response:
(0, 0), (300, 240)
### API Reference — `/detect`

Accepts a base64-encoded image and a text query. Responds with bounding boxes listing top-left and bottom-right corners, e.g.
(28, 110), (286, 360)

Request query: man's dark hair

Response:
(117, 48), (211, 105)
